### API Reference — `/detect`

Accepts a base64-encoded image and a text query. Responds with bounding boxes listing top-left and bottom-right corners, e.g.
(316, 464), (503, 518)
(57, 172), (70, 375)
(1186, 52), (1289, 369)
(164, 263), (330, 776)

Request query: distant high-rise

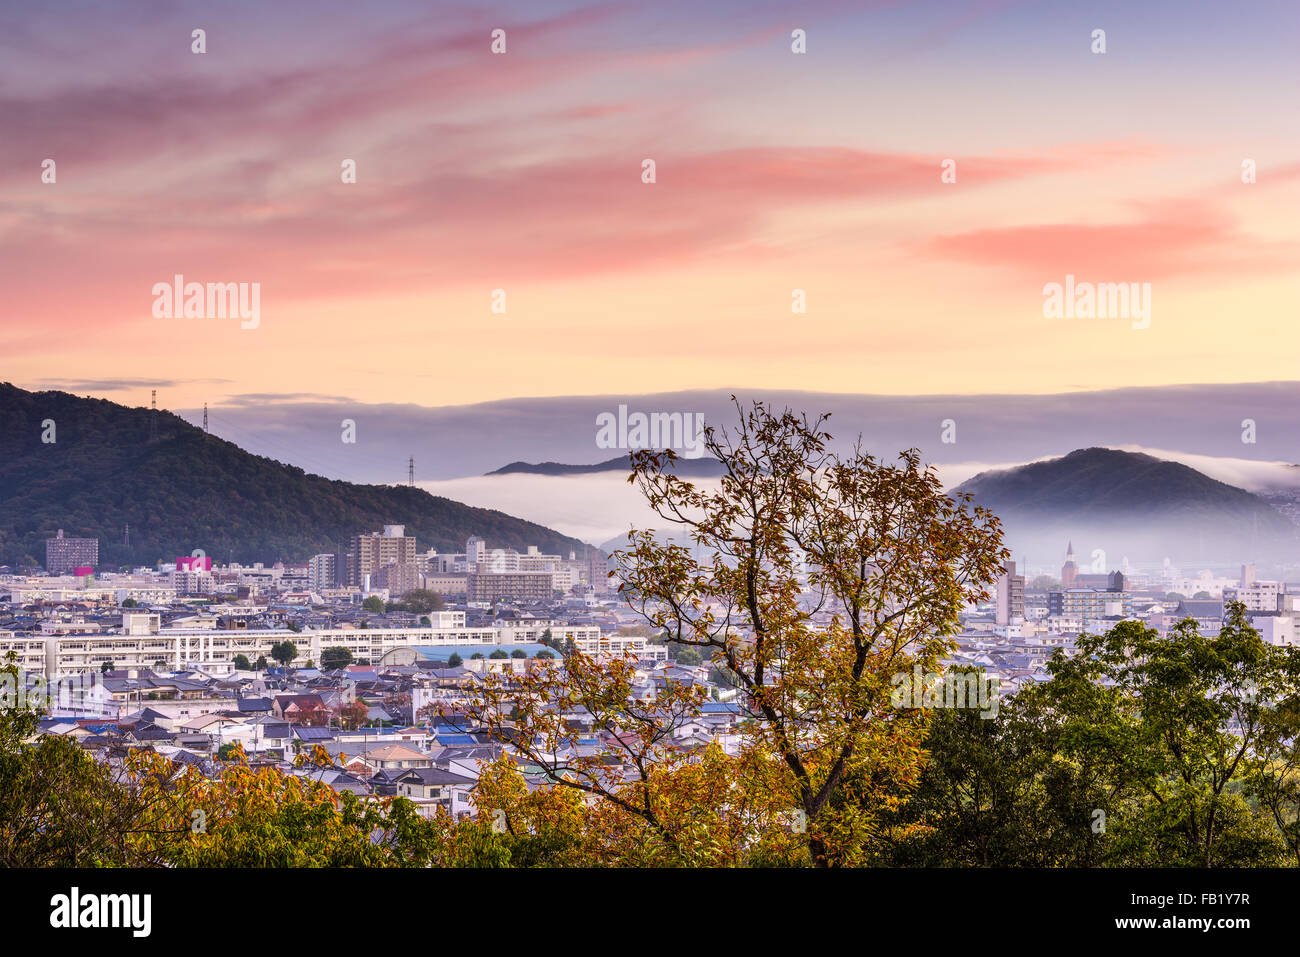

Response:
(347, 525), (418, 587)
(45, 529), (98, 574)
(996, 559), (1025, 625)
(308, 553), (338, 590)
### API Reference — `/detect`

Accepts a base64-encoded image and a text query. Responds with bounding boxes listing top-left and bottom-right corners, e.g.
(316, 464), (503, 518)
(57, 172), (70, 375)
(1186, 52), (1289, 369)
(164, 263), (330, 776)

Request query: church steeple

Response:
(1061, 540), (1078, 586)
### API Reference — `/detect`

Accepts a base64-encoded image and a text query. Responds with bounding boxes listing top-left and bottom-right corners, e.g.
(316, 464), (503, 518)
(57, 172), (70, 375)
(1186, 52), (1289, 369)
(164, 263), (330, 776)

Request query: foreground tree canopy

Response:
(5, 402), (1300, 867)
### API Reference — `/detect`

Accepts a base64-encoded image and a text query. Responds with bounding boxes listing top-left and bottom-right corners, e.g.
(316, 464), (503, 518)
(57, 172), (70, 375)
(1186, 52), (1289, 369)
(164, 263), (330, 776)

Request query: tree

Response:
(884, 606), (1300, 868)
(448, 652), (463, 667)
(1194, 590), (1213, 599)
(217, 743), (242, 762)
(270, 641), (298, 668)
(1033, 603), (1293, 866)
(459, 401), (1007, 866)
(100, 661), (114, 674)
(1028, 575), (1058, 591)
(536, 650), (555, 660)
(121, 598), (138, 608)
(361, 596), (385, 613)
(511, 650), (527, 659)
(470, 653), (484, 660)
(675, 647), (703, 666)
(397, 589), (445, 614)
(489, 650), (509, 660)
(338, 700), (369, 731)
(321, 646), (354, 670)
(254, 655), (268, 670)
(232, 654), (251, 671)
(882, 668), (1111, 866)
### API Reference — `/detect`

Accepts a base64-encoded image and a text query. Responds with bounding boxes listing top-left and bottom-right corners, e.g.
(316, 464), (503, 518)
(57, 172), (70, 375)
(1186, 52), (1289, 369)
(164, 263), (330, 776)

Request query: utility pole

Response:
(203, 403), (208, 433)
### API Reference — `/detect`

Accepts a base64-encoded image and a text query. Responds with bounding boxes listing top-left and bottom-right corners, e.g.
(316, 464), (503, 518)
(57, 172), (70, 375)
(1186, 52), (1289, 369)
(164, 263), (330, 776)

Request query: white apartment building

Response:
(32, 610), (608, 678)
(1224, 581), (1282, 612)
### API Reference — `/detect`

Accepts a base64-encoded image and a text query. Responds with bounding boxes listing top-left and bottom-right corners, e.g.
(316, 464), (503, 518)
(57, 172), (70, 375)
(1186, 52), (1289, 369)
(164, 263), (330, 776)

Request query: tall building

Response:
(347, 525), (418, 587)
(1060, 541), (1078, 587)
(996, 560), (1025, 625)
(373, 561), (425, 597)
(308, 553), (338, 590)
(45, 530), (98, 574)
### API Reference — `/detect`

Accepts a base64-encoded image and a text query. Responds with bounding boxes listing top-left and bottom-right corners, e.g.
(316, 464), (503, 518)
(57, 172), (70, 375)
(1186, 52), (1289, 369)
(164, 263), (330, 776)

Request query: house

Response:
(358, 744), (433, 771)
(391, 767), (476, 817)
(274, 694), (328, 723)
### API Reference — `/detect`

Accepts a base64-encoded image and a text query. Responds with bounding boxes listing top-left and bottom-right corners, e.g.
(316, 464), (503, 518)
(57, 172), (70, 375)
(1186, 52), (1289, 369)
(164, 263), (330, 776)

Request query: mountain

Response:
(0, 383), (594, 568)
(489, 455), (726, 477)
(955, 448), (1299, 565)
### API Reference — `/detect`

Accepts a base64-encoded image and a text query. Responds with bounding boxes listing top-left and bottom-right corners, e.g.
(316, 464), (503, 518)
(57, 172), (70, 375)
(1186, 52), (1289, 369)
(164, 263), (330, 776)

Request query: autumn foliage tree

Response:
(455, 401), (1006, 866)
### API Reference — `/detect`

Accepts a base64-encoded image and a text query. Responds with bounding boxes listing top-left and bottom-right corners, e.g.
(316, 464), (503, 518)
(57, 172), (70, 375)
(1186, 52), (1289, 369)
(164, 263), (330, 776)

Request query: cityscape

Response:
(3, 0), (1296, 940)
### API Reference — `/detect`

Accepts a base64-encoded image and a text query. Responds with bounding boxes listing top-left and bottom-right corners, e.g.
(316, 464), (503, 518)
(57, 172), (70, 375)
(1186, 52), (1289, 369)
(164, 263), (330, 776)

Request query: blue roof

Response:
(294, 727), (336, 740)
(436, 733), (477, 746)
(701, 702), (740, 713)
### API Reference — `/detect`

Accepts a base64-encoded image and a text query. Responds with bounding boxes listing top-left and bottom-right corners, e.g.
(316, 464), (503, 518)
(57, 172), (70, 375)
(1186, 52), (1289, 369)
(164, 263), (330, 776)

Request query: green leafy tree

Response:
(397, 589), (445, 614)
(321, 646), (354, 670)
(232, 654), (251, 671)
(448, 652), (463, 667)
(675, 647), (703, 666)
(270, 641), (298, 668)
(361, 596), (386, 613)
(489, 650), (509, 660)
(897, 604), (1300, 867)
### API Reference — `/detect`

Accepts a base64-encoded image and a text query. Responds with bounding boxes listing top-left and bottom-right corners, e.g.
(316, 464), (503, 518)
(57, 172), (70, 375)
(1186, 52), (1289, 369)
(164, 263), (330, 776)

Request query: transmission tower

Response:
(124, 523), (130, 547)
(149, 390), (159, 442)
(203, 403), (209, 433)
(408, 456), (415, 486)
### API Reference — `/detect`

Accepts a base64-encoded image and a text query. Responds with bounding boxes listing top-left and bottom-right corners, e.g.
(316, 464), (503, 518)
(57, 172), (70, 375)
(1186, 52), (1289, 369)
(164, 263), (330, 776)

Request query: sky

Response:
(3, 0), (1298, 418)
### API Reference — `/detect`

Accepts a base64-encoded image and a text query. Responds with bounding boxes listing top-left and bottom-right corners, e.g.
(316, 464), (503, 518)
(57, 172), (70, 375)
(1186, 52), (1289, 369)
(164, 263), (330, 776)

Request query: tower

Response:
(149, 390), (159, 443)
(408, 456), (415, 487)
(203, 403), (208, 433)
(1061, 540), (1078, 587)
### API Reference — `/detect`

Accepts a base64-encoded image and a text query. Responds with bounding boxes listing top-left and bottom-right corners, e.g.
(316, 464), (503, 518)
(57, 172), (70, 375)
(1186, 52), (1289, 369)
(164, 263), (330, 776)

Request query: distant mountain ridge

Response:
(0, 383), (594, 568)
(490, 455), (726, 477)
(955, 447), (1298, 563)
